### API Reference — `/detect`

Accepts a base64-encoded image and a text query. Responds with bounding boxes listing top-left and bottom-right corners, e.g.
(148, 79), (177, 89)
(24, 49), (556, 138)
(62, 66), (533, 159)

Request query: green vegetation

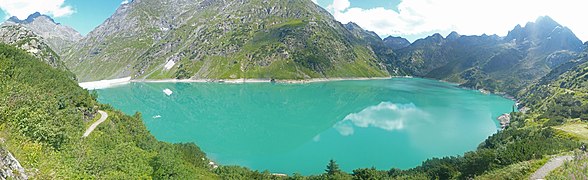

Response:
(547, 151), (588, 179)
(474, 159), (547, 180)
(5, 37), (587, 178)
(5, 7), (588, 178)
(0, 44), (217, 178)
(554, 121), (588, 143)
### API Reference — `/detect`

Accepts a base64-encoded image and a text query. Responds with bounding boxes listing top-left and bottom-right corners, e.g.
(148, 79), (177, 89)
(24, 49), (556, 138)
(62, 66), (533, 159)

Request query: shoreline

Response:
(78, 76), (519, 109)
(78, 76), (396, 90)
(131, 76), (396, 84)
(79, 77), (131, 90)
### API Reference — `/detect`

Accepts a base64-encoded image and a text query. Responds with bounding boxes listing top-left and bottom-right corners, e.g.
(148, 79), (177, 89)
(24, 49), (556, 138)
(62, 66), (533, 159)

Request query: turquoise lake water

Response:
(96, 78), (514, 175)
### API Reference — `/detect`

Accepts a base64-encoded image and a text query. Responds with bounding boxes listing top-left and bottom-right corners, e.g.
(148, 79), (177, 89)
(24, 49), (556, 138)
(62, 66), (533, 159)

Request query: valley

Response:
(1, 0), (587, 179)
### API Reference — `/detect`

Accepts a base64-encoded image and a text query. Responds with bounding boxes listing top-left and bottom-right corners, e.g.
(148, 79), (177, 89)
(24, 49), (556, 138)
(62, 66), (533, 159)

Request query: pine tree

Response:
(325, 159), (341, 175)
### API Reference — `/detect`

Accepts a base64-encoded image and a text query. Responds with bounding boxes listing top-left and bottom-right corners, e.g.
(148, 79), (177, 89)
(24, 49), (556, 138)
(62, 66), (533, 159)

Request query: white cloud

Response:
(327, 0), (351, 12)
(121, 0), (130, 5)
(328, 0), (588, 41)
(0, 0), (74, 19)
(311, 0), (318, 4)
(334, 102), (425, 136)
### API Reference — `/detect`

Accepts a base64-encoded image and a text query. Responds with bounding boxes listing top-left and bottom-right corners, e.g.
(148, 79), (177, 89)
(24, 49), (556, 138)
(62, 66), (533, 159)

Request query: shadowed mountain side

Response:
(392, 16), (584, 95)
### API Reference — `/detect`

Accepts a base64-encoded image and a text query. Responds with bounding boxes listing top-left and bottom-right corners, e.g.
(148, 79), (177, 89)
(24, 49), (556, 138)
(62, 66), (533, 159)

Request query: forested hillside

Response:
(0, 44), (223, 178)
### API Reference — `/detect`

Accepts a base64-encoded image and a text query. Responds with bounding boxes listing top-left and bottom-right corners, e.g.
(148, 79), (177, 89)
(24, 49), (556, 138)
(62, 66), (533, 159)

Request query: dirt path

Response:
(530, 155), (573, 179)
(83, 110), (108, 138)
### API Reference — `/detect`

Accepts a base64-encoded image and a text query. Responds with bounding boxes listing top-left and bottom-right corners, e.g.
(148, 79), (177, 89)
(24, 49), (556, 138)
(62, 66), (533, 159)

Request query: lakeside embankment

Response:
(78, 76), (396, 90)
(78, 77), (131, 90)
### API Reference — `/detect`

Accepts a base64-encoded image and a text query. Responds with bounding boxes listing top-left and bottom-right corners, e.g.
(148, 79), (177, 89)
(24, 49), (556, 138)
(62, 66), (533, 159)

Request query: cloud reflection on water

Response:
(334, 102), (425, 136)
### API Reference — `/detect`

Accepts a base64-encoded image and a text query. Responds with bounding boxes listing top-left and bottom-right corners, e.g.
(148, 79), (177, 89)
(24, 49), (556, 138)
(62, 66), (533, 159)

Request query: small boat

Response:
(153, 115), (161, 119)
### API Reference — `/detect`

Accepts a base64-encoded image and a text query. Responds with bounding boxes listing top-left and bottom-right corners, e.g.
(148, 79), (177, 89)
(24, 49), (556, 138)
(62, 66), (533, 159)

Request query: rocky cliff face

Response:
(3, 12), (83, 54)
(64, 0), (390, 81)
(0, 25), (67, 70)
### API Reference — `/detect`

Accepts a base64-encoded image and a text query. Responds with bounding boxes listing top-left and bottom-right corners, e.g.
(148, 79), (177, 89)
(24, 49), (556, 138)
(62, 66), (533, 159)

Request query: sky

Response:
(1, 0), (587, 42)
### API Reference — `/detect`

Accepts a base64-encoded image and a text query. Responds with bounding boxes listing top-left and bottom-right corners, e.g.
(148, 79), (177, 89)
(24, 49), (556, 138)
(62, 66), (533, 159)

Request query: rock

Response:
(0, 25), (66, 70)
(0, 146), (28, 180)
(497, 113), (511, 129)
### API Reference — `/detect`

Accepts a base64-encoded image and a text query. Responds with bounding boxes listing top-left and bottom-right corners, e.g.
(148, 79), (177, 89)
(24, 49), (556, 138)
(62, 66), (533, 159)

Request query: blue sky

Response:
(52, 0), (123, 35)
(1, 0), (587, 42)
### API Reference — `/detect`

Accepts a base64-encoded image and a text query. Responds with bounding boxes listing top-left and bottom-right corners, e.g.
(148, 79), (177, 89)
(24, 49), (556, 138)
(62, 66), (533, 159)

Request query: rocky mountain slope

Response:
(392, 16), (584, 95)
(343, 22), (402, 74)
(0, 25), (68, 71)
(383, 36), (410, 50)
(3, 12), (83, 54)
(64, 0), (390, 82)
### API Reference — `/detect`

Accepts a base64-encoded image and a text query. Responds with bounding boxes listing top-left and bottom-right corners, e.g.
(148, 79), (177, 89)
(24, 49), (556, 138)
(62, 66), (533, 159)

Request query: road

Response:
(530, 155), (573, 179)
(83, 110), (108, 138)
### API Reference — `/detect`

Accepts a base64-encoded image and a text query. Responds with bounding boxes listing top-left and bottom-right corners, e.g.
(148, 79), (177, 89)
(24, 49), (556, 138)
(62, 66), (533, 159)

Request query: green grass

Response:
(554, 121), (588, 143)
(546, 151), (588, 179)
(475, 158), (548, 180)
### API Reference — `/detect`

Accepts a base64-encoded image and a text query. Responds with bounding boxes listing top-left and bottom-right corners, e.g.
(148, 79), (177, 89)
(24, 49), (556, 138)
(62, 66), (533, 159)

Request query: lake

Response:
(95, 78), (514, 175)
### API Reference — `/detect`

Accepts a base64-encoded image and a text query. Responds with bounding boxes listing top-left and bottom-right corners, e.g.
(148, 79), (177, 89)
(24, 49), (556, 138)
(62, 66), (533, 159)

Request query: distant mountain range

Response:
(3, 12), (83, 54)
(391, 16), (584, 95)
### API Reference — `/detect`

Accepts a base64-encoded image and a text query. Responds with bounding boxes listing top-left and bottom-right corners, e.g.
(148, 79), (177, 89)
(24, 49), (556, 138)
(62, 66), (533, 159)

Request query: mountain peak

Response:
(535, 16), (559, 27)
(427, 33), (445, 42)
(383, 36), (410, 50)
(7, 12), (56, 24)
(505, 16), (582, 52)
(446, 31), (461, 41)
(28, 12), (57, 24)
(345, 22), (361, 29)
(27, 12), (42, 19)
(431, 33), (443, 38)
(410, 33), (445, 47)
(7, 16), (21, 23)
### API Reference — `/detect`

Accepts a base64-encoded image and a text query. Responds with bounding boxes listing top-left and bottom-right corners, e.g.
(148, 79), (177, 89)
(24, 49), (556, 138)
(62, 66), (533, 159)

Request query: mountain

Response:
(519, 46), (588, 121)
(504, 16), (583, 52)
(383, 36), (410, 50)
(392, 16), (584, 95)
(0, 25), (69, 71)
(64, 0), (390, 82)
(3, 12), (83, 54)
(343, 22), (404, 75)
(2, 7), (587, 178)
